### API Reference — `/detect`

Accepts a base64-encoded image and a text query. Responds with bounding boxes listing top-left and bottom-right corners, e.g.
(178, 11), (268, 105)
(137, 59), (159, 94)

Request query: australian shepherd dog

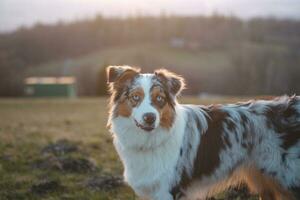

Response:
(106, 66), (300, 200)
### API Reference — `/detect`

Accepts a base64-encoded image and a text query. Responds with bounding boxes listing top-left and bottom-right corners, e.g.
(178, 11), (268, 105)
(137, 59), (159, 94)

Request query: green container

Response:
(24, 77), (77, 98)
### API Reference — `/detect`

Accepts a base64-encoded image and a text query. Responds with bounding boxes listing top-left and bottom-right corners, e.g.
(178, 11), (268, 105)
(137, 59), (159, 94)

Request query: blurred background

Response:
(0, 1), (300, 199)
(1, 0), (300, 98)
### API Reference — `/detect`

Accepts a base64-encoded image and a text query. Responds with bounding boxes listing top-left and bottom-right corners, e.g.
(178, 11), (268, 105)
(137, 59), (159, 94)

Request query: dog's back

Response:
(255, 95), (300, 199)
(175, 96), (300, 200)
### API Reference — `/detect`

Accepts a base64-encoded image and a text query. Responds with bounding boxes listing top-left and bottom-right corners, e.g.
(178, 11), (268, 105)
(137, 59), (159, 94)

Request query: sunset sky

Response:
(1, 0), (300, 32)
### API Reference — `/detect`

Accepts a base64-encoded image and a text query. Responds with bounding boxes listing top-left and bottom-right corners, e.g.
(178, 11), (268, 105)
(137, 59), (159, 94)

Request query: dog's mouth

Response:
(134, 119), (154, 132)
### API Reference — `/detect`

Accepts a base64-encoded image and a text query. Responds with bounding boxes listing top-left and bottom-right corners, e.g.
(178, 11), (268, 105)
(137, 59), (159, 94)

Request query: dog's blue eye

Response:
(156, 95), (164, 102)
(132, 95), (140, 101)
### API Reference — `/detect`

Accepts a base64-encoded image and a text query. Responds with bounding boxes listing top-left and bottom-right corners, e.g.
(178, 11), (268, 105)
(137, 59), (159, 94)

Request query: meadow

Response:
(0, 97), (259, 200)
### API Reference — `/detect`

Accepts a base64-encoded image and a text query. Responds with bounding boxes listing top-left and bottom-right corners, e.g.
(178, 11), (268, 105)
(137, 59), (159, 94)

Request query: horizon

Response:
(1, 0), (300, 33)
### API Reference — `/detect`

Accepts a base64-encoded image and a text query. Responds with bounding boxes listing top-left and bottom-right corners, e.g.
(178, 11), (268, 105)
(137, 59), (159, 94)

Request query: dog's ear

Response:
(106, 66), (140, 83)
(154, 69), (185, 96)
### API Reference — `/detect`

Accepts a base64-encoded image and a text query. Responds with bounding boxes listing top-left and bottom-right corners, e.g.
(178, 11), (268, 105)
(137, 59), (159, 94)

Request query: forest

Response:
(1, 14), (300, 96)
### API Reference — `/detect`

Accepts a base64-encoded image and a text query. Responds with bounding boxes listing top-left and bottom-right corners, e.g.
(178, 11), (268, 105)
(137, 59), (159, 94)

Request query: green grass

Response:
(0, 97), (258, 199)
(0, 98), (133, 199)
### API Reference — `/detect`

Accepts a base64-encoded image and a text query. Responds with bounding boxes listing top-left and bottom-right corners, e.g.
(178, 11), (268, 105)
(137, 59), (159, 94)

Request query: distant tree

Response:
(96, 65), (108, 96)
(1, 15), (300, 96)
(75, 65), (98, 96)
(230, 44), (297, 95)
(0, 50), (25, 96)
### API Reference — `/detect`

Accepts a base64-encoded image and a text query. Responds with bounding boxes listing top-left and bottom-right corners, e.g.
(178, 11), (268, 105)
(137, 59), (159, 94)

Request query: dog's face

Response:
(107, 66), (185, 132)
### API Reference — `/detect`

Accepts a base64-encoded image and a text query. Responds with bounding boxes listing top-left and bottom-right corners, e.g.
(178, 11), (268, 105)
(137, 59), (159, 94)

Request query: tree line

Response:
(0, 15), (300, 96)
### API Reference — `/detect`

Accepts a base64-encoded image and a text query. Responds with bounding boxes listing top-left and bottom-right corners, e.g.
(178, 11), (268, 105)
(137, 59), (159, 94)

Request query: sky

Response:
(1, 0), (300, 32)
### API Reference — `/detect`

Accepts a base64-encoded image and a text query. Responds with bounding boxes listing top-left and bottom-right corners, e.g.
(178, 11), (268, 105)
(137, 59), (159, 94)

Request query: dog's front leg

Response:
(135, 185), (174, 200)
(150, 191), (173, 200)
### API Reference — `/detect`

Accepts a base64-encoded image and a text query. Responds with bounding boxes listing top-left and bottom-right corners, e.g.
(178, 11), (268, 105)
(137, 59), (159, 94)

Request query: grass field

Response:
(0, 97), (259, 200)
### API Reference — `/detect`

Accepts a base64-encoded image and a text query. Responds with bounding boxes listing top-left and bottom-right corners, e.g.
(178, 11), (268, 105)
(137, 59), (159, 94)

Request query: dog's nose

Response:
(143, 113), (156, 125)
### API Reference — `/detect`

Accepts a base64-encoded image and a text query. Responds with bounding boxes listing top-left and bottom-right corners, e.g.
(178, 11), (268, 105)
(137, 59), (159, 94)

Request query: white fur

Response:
(111, 105), (186, 200)
(132, 74), (160, 128)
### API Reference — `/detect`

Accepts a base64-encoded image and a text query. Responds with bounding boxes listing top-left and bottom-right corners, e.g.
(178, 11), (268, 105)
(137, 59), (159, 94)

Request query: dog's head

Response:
(107, 66), (185, 132)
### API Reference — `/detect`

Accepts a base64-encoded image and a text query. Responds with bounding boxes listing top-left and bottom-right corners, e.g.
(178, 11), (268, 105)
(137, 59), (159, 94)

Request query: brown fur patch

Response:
(154, 69), (185, 96)
(128, 87), (144, 107)
(115, 87), (144, 117)
(151, 86), (175, 129)
(116, 96), (132, 117)
(193, 107), (226, 178)
(106, 66), (140, 127)
(106, 65), (140, 83)
(159, 104), (175, 129)
(108, 67), (140, 97)
(241, 166), (295, 200)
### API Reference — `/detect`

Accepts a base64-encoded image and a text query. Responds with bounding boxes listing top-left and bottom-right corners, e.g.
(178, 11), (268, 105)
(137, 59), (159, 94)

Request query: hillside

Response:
(1, 15), (300, 96)
(26, 43), (230, 75)
(26, 41), (295, 96)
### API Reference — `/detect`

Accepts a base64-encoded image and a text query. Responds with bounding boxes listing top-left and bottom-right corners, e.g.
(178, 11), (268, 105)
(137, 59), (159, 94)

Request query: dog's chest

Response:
(119, 140), (181, 193)
(124, 146), (179, 183)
